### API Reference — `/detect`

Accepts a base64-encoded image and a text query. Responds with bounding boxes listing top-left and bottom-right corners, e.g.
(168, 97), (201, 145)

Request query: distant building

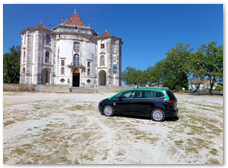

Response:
(19, 9), (123, 87)
(188, 79), (217, 90)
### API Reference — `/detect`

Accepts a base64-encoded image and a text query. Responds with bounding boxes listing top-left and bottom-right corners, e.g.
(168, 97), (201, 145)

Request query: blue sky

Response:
(3, 4), (223, 72)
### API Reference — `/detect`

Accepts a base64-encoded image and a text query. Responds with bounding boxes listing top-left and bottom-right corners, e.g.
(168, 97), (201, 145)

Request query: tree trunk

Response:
(209, 77), (212, 95)
(209, 87), (212, 95)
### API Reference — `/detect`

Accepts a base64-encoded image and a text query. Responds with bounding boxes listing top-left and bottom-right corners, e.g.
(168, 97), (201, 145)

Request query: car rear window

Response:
(156, 91), (164, 98)
(166, 90), (176, 100)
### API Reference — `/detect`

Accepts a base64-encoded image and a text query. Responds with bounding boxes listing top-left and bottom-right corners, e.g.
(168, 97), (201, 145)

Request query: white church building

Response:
(19, 9), (123, 87)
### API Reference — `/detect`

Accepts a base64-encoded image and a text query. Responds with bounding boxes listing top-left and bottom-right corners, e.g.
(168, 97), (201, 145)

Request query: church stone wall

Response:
(19, 12), (123, 87)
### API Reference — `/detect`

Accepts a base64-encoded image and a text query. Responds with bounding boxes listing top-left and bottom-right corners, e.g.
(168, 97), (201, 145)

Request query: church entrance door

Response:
(73, 69), (80, 87)
(99, 70), (106, 86)
(43, 68), (50, 84)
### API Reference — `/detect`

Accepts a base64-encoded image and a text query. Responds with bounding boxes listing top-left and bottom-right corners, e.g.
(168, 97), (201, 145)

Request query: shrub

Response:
(214, 86), (223, 91)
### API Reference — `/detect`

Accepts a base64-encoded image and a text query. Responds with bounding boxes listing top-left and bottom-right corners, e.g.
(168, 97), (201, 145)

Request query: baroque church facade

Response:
(19, 9), (123, 87)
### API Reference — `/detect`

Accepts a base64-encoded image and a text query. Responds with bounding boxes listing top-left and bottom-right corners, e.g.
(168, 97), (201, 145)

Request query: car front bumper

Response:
(98, 103), (103, 112)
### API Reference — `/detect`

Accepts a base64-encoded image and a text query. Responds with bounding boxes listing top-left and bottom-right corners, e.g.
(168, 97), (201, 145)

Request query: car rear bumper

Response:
(166, 108), (179, 118)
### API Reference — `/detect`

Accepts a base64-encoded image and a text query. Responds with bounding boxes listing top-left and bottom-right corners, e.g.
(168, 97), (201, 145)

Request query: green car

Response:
(98, 88), (178, 121)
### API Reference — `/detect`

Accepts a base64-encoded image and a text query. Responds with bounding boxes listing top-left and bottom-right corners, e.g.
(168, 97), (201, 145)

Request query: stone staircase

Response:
(70, 87), (97, 93)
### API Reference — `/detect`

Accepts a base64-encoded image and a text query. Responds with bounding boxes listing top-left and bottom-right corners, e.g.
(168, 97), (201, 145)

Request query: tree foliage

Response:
(121, 67), (148, 86)
(147, 59), (165, 86)
(121, 41), (223, 94)
(190, 41), (223, 94)
(3, 45), (21, 84)
(162, 43), (193, 90)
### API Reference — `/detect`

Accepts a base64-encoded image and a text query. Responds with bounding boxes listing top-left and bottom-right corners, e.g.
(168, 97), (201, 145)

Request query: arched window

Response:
(73, 54), (79, 66)
(22, 67), (25, 73)
(46, 34), (50, 44)
(61, 60), (65, 66)
(61, 67), (64, 75)
(74, 42), (80, 53)
(23, 51), (25, 62)
(100, 56), (105, 66)
(87, 61), (91, 76)
(45, 51), (50, 62)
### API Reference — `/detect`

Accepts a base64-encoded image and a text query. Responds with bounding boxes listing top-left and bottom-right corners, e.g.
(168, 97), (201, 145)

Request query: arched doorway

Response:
(43, 68), (50, 84)
(73, 69), (80, 87)
(99, 70), (106, 86)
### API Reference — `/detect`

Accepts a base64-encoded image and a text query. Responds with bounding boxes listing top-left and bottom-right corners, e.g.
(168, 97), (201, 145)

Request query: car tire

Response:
(103, 105), (114, 116)
(151, 108), (165, 122)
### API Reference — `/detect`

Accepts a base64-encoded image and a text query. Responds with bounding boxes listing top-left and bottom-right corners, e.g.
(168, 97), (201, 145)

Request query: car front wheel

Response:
(151, 108), (165, 122)
(103, 105), (114, 116)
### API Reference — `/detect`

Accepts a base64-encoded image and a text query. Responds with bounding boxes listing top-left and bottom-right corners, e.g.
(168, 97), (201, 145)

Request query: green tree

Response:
(134, 69), (147, 86)
(147, 66), (156, 85)
(3, 45), (21, 84)
(147, 59), (165, 86)
(162, 43), (193, 90)
(121, 66), (137, 85)
(121, 67), (147, 86)
(190, 41), (223, 95)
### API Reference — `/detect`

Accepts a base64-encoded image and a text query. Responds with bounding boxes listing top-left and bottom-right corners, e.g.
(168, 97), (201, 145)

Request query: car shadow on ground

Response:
(100, 113), (179, 122)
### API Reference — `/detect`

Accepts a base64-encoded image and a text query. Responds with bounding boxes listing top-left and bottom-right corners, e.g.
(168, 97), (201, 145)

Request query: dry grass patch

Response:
(128, 127), (159, 144)
(3, 120), (15, 127)
(206, 158), (220, 164)
(209, 149), (218, 155)
(67, 102), (97, 111)
(186, 115), (222, 136)
(185, 138), (212, 154)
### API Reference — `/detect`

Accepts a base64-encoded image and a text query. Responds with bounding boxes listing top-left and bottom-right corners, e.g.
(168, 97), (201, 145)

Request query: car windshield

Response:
(111, 92), (122, 99)
(122, 91), (135, 98)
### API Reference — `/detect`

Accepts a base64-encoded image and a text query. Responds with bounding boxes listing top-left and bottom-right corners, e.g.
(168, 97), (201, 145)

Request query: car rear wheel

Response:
(151, 108), (165, 122)
(103, 105), (114, 116)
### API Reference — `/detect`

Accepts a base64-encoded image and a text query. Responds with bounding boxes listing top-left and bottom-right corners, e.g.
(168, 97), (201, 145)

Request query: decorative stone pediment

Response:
(68, 63), (85, 69)
(99, 51), (106, 55)
(97, 67), (108, 70)
(44, 46), (52, 51)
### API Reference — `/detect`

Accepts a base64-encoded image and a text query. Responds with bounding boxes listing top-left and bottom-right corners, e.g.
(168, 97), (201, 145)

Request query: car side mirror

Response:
(118, 96), (123, 101)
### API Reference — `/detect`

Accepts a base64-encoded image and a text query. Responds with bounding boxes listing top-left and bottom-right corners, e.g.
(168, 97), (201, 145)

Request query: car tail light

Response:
(166, 100), (175, 104)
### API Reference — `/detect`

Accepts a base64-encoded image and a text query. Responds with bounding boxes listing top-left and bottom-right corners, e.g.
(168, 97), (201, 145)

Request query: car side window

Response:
(135, 91), (143, 98)
(121, 91), (135, 98)
(134, 91), (154, 98)
(151, 91), (155, 98)
(156, 91), (164, 98)
(144, 91), (155, 98)
(144, 91), (151, 98)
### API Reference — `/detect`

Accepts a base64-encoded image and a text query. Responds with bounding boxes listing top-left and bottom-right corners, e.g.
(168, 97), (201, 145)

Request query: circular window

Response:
(60, 78), (65, 83)
(87, 79), (91, 83)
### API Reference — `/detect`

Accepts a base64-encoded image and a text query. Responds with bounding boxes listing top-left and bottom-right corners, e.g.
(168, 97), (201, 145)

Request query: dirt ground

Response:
(3, 92), (223, 164)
